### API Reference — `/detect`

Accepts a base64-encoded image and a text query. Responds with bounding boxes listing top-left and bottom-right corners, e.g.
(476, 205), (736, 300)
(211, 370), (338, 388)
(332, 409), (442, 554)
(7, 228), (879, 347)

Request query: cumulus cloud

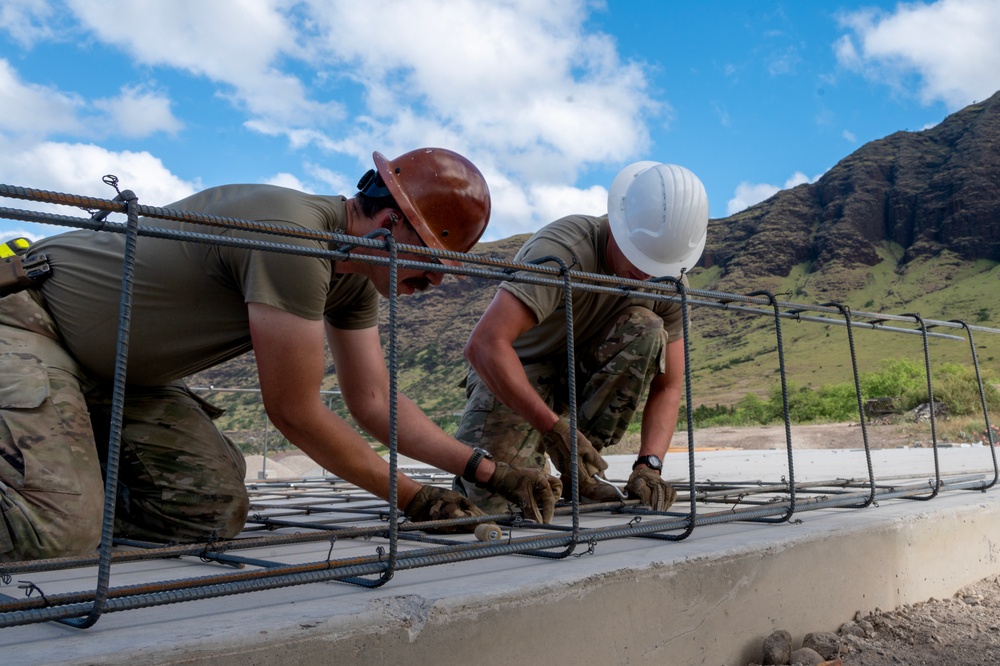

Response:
(298, 0), (656, 182)
(92, 85), (183, 138)
(0, 60), (183, 140)
(0, 0), (59, 47)
(836, 0), (1000, 110)
(66, 0), (344, 125)
(726, 171), (815, 216)
(2, 0), (660, 238)
(0, 58), (84, 136)
(0, 138), (198, 237)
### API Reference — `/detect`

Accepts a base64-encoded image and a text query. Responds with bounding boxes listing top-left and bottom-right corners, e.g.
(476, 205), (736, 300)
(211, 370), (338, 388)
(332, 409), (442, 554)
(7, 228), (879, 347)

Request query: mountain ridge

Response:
(192, 92), (1000, 440)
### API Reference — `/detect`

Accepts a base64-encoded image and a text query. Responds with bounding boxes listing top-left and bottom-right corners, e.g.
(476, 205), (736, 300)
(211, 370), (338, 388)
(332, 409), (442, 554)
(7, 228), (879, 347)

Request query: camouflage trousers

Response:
(454, 306), (667, 514)
(0, 291), (248, 562)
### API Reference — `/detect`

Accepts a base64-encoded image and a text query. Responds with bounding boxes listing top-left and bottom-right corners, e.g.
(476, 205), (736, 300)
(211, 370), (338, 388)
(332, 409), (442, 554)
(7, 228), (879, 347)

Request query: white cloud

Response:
(264, 173), (309, 192)
(0, 60), (183, 140)
(92, 85), (183, 138)
(524, 184), (607, 236)
(0, 0), (59, 47)
(298, 0), (655, 180)
(3, 0), (660, 238)
(837, 0), (1000, 110)
(842, 129), (857, 143)
(0, 58), (84, 136)
(727, 171), (816, 216)
(66, 0), (343, 125)
(0, 138), (198, 237)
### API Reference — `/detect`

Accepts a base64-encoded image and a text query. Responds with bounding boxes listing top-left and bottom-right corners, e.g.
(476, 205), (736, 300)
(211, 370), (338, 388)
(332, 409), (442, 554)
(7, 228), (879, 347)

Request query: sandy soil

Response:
(614, 421), (929, 455)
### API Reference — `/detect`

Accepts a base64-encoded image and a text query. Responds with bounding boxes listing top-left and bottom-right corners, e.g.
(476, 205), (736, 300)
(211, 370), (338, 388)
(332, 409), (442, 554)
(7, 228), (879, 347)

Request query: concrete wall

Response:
(156, 493), (1000, 666)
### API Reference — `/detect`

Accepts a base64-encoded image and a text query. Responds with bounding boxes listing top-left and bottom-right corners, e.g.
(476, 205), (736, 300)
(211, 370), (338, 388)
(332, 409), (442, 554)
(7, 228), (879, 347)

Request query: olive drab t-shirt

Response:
(499, 214), (686, 363)
(34, 184), (379, 386)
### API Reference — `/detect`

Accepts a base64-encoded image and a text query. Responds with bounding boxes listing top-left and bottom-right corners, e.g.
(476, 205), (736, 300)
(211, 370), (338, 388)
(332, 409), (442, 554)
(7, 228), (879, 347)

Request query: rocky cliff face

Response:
(703, 90), (1000, 285)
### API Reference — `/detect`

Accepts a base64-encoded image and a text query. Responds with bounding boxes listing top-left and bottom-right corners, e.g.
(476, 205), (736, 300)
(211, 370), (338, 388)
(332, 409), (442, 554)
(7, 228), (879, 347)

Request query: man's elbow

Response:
(463, 334), (481, 367)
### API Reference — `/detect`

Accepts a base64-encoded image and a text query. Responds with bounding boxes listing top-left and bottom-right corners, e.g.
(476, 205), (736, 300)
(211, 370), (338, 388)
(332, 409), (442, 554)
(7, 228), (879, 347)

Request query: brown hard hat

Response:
(373, 148), (491, 264)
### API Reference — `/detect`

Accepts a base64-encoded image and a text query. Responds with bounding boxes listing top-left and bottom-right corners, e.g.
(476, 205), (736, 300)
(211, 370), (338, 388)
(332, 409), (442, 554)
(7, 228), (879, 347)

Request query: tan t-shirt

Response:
(35, 184), (379, 385)
(499, 214), (685, 363)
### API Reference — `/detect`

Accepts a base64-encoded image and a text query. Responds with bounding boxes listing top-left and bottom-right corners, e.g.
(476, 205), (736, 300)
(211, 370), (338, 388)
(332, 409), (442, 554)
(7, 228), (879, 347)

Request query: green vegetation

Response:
(681, 358), (1000, 430)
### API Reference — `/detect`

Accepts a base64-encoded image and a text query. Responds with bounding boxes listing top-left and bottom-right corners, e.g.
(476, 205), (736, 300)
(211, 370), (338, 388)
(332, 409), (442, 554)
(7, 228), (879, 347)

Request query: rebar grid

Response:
(1, 181), (998, 629)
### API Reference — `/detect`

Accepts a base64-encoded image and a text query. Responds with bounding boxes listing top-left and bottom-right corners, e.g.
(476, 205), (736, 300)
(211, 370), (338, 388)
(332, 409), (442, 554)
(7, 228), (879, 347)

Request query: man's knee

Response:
(0, 489), (104, 561)
(616, 306), (664, 338)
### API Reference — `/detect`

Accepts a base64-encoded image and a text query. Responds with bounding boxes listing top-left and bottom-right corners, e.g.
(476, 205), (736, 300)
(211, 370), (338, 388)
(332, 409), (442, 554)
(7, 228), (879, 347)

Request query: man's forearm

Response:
(639, 383), (682, 459)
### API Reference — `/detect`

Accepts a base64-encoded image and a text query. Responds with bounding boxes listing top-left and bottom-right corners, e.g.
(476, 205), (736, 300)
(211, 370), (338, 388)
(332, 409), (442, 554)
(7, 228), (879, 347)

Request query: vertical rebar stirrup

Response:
(341, 228), (398, 587)
(647, 276), (696, 540)
(746, 290), (795, 521)
(822, 302), (876, 507)
(62, 188), (139, 628)
(902, 313), (941, 500)
(950, 319), (998, 490)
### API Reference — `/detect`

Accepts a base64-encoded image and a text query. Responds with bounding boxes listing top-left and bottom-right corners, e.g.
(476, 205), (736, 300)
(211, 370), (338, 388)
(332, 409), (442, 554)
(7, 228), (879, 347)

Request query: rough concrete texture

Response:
(5, 448), (1000, 666)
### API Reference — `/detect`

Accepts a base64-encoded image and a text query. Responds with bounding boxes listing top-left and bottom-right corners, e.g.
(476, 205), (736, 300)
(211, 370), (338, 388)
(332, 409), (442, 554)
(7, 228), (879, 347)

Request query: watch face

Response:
(636, 455), (663, 471)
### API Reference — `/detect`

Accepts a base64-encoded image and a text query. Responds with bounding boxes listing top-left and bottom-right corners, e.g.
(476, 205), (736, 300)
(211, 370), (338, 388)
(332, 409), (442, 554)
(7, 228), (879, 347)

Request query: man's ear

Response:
(384, 208), (403, 231)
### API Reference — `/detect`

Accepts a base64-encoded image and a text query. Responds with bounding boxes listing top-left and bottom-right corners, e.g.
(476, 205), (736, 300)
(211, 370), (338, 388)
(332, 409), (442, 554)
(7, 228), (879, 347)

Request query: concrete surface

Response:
(4, 445), (1000, 666)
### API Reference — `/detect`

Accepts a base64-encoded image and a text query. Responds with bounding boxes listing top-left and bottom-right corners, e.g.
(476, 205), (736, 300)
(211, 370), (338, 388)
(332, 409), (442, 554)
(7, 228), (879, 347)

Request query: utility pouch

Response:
(0, 254), (51, 297)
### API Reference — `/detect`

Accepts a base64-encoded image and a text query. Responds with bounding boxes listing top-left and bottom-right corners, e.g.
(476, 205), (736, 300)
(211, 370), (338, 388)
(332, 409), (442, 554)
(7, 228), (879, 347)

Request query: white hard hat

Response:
(607, 161), (709, 278)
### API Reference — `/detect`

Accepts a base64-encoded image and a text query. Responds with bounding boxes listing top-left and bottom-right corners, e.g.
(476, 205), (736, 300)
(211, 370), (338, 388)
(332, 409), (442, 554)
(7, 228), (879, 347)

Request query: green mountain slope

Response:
(190, 93), (1000, 446)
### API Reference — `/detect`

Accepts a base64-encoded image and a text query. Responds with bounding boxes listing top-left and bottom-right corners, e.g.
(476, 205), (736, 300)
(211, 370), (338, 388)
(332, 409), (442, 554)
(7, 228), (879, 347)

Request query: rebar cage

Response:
(0, 180), (998, 629)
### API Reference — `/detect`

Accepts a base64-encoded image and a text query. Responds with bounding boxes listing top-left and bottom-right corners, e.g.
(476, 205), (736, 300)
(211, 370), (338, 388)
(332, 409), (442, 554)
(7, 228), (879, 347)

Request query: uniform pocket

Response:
(0, 353), (49, 409)
(0, 353), (89, 495)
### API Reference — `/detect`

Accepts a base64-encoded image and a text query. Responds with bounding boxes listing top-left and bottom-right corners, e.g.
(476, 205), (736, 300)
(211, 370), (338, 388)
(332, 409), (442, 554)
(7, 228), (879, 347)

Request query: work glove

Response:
(403, 485), (488, 534)
(625, 466), (676, 511)
(541, 418), (621, 503)
(479, 462), (562, 524)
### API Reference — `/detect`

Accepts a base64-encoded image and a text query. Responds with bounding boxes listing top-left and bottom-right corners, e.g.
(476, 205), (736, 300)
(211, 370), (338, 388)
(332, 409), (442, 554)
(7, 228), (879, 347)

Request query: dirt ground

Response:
(671, 422), (1000, 666)
(614, 421), (928, 455)
(745, 575), (1000, 665)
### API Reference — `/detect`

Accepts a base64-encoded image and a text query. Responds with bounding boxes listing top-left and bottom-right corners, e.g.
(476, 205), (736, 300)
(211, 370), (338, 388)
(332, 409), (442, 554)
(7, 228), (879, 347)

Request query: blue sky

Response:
(1, 0), (999, 243)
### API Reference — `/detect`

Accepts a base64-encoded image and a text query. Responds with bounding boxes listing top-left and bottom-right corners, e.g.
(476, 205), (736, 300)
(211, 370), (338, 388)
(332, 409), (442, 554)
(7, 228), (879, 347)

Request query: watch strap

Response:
(633, 454), (663, 472)
(463, 447), (493, 483)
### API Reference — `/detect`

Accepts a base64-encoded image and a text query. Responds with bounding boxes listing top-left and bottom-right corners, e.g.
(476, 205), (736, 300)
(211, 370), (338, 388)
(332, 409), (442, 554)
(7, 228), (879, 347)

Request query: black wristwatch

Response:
(632, 454), (663, 472)
(463, 447), (494, 482)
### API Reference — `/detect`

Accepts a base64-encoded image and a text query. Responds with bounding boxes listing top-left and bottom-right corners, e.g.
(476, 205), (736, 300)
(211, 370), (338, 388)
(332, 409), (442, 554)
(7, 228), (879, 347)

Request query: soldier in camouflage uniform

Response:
(0, 148), (559, 562)
(454, 162), (710, 514)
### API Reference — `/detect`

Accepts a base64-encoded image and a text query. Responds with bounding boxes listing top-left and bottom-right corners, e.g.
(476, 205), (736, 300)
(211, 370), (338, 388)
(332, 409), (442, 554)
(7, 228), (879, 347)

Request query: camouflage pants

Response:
(454, 306), (667, 513)
(0, 292), (248, 562)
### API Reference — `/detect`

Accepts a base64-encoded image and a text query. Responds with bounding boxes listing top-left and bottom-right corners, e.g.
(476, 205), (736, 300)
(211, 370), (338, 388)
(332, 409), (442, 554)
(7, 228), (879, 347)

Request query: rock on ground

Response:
(748, 575), (1000, 665)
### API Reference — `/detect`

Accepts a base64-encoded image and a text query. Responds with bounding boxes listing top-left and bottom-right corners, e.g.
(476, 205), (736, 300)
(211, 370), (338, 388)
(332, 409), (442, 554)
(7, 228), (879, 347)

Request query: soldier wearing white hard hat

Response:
(454, 161), (709, 511)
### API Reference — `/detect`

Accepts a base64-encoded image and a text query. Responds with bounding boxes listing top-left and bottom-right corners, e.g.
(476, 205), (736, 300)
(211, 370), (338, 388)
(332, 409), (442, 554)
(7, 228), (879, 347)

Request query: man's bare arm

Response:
(463, 289), (559, 433)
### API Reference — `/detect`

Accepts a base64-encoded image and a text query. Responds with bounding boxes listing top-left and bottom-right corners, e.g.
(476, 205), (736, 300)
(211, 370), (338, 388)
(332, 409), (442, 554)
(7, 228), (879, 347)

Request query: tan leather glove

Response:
(625, 466), (676, 511)
(541, 418), (621, 503)
(480, 462), (562, 523)
(404, 485), (488, 534)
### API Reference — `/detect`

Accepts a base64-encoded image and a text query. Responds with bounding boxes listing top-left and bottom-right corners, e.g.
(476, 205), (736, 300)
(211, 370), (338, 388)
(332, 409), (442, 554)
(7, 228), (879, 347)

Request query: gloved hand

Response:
(541, 418), (621, 503)
(480, 462), (562, 524)
(625, 466), (676, 511)
(403, 485), (488, 534)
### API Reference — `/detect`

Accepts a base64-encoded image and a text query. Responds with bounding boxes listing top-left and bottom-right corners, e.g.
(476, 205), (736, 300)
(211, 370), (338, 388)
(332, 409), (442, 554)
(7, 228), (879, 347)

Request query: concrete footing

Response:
(5, 448), (1000, 666)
